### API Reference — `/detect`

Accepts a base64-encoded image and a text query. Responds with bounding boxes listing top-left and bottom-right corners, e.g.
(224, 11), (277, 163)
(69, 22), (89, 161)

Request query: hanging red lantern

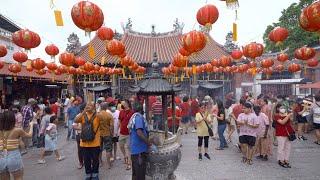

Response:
(220, 56), (231, 67)
(68, 67), (77, 75)
(12, 29), (41, 51)
(130, 63), (139, 71)
(83, 62), (94, 72)
(261, 58), (274, 68)
(248, 61), (257, 68)
(94, 64), (100, 71)
(75, 57), (86, 66)
(59, 52), (75, 66)
(106, 39), (125, 56)
(263, 67), (273, 76)
(275, 64), (285, 72)
(97, 27), (114, 41)
(238, 64), (249, 73)
(46, 62), (58, 71)
(231, 49), (243, 60)
(196, 4), (219, 30)
(121, 56), (134, 67)
(210, 58), (220, 67)
(179, 47), (191, 57)
(13, 51), (28, 63)
(182, 30), (206, 54)
(45, 44), (59, 59)
(26, 65), (33, 72)
(288, 63), (301, 73)
(224, 66), (231, 73)
(299, 2), (320, 32)
(8, 63), (21, 74)
(36, 69), (46, 75)
(31, 58), (46, 70)
(71, 1), (104, 34)
(58, 65), (68, 74)
(307, 58), (319, 67)
(204, 63), (213, 72)
(268, 27), (289, 44)
(294, 47), (316, 61)
(0, 45), (7, 57)
(54, 69), (62, 76)
(173, 53), (188, 68)
(0, 61), (4, 69)
(242, 42), (264, 60)
(277, 53), (289, 63)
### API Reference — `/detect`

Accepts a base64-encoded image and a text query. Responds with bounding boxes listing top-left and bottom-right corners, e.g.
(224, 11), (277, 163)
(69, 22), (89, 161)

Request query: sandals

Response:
(126, 165), (131, 170)
(314, 141), (320, 145)
(278, 161), (287, 168)
(247, 159), (253, 165)
(242, 157), (247, 163)
(57, 156), (65, 161)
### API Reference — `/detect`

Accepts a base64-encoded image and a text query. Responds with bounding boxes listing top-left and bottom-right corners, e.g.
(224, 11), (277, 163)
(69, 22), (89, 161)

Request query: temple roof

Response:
(77, 29), (229, 65)
(0, 14), (21, 33)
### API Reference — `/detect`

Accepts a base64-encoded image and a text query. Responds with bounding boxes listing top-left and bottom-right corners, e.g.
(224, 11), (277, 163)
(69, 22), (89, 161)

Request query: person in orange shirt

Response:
(75, 102), (101, 180)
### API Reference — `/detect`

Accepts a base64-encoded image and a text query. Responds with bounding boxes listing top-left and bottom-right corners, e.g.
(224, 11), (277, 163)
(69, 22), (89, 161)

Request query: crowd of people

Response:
(1, 91), (320, 179)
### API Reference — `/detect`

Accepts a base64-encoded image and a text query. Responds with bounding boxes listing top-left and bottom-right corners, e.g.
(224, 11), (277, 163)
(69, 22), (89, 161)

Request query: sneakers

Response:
(57, 156), (65, 161)
(198, 153), (202, 161)
(256, 155), (263, 159)
(298, 136), (307, 141)
(262, 155), (268, 161)
(37, 159), (46, 164)
(191, 129), (196, 133)
(204, 153), (211, 160)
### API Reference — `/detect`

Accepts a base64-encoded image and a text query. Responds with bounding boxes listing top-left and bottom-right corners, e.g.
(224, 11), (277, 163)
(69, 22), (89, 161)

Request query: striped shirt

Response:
(152, 101), (163, 115)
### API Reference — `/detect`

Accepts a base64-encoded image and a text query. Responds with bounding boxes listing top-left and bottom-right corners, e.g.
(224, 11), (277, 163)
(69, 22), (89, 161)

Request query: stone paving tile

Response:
(23, 127), (320, 180)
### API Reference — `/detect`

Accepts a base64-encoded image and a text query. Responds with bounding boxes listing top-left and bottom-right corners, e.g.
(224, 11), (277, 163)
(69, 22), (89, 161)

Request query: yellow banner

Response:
(233, 23), (237, 41)
(54, 10), (64, 26)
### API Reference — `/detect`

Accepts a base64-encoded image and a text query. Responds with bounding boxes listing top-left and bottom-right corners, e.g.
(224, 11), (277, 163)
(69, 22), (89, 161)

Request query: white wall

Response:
(0, 27), (23, 63)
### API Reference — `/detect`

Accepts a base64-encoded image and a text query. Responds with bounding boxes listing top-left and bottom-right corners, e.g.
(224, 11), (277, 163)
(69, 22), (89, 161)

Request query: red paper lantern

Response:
(36, 69), (46, 75)
(12, 29), (41, 50)
(299, 2), (320, 32)
(231, 49), (243, 60)
(94, 64), (100, 71)
(32, 58), (46, 70)
(45, 44), (59, 58)
(58, 65), (68, 74)
(294, 47), (316, 60)
(54, 69), (62, 75)
(68, 67), (77, 75)
(261, 58), (274, 68)
(0, 45), (7, 57)
(83, 62), (94, 72)
(275, 64), (285, 72)
(0, 61), (4, 69)
(263, 67), (273, 75)
(75, 57), (86, 66)
(182, 30), (206, 54)
(196, 4), (219, 28)
(288, 63), (301, 73)
(59, 52), (75, 66)
(179, 48), (191, 57)
(121, 56), (134, 67)
(307, 58), (319, 67)
(248, 61), (257, 68)
(71, 1), (104, 33)
(26, 65), (33, 72)
(97, 27), (114, 41)
(106, 40), (125, 56)
(220, 56), (231, 67)
(130, 63), (139, 71)
(210, 59), (220, 67)
(173, 53), (188, 68)
(242, 42), (264, 59)
(46, 62), (58, 71)
(277, 53), (289, 63)
(13, 51), (28, 63)
(268, 27), (289, 44)
(8, 63), (21, 74)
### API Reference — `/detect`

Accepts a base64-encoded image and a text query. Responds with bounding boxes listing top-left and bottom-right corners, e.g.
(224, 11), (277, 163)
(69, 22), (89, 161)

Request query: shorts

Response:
(112, 136), (119, 143)
(297, 116), (308, 124)
(0, 149), (23, 173)
(239, 135), (256, 147)
(101, 136), (113, 152)
(38, 135), (45, 148)
(181, 116), (190, 124)
(314, 123), (320, 129)
(118, 135), (129, 146)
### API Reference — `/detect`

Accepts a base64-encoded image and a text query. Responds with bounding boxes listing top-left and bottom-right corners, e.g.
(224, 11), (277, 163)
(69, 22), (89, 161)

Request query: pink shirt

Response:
(237, 113), (259, 137)
(256, 113), (269, 137)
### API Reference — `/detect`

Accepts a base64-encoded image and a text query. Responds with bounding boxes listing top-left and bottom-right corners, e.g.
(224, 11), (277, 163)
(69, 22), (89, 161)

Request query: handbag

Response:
(285, 125), (296, 141)
(201, 113), (213, 137)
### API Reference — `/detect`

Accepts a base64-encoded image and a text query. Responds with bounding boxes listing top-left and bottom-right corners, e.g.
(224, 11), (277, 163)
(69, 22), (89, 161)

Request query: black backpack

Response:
(81, 112), (98, 142)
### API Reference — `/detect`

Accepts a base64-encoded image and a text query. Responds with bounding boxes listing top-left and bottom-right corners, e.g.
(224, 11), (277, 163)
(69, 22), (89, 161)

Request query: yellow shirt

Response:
(79, 113), (101, 148)
(195, 112), (212, 137)
(98, 111), (114, 137)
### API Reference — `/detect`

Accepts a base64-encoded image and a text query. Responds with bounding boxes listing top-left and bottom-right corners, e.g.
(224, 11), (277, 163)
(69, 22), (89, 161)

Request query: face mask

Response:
(111, 107), (116, 112)
(279, 108), (286, 114)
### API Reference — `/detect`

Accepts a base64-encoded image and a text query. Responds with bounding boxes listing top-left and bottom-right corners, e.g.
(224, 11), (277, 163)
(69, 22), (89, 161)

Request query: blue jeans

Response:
(67, 119), (75, 139)
(218, 124), (227, 148)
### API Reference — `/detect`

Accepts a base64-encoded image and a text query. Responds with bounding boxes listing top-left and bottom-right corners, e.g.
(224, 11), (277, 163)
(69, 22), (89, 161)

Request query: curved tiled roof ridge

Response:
(77, 30), (229, 64)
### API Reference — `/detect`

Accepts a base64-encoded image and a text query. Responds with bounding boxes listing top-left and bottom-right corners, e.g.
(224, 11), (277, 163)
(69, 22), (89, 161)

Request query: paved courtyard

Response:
(23, 127), (320, 180)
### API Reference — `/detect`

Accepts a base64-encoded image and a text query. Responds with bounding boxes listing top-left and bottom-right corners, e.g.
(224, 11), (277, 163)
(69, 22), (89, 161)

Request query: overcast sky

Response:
(0, 0), (299, 61)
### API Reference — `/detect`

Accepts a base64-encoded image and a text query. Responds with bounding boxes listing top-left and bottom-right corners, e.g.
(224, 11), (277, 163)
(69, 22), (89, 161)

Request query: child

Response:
(39, 115), (65, 164)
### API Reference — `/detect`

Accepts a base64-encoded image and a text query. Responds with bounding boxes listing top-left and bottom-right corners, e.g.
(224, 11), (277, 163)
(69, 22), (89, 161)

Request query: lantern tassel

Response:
(54, 10), (64, 26)
(88, 42), (95, 59)
(233, 23), (237, 41)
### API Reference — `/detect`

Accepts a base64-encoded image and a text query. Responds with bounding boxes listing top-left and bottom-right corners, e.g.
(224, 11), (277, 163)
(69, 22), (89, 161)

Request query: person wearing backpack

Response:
(75, 102), (101, 180)
(311, 95), (320, 145)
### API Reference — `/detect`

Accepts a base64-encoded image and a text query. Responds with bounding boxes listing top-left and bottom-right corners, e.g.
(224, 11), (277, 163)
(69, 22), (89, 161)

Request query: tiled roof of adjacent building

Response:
(77, 29), (229, 65)
(0, 14), (21, 33)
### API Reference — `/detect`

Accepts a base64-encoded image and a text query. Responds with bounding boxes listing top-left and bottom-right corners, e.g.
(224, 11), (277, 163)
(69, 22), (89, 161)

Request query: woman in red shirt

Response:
(179, 96), (191, 134)
(118, 99), (134, 170)
(274, 104), (294, 168)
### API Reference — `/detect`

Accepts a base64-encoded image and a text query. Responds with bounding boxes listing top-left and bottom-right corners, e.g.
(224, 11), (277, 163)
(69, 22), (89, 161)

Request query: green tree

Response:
(263, 0), (318, 55)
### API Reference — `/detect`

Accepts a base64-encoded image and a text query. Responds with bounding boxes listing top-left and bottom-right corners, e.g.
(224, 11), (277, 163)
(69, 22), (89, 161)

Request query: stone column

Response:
(253, 73), (262, 97)
(111, 75), (118, 97)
